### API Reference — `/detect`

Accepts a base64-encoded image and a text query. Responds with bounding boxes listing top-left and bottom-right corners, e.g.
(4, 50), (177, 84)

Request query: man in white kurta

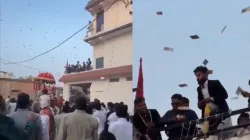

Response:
(93, 103), (106, 134)
(107, 112), (118, 124)
(108, 105), (132, 140)
(9, 102), (17, 114)
(40, 115), (50, 140)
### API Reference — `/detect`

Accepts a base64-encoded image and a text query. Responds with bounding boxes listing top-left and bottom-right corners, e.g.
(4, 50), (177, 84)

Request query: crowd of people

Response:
(65, 58), (92, 74)
(1, 65), (250, 140)
(132, 66), (250, 140)
(0, 89), (132, 140)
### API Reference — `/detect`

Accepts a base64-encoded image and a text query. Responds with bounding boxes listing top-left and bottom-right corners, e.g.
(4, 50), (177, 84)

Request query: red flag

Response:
(135, 58), (144, 98)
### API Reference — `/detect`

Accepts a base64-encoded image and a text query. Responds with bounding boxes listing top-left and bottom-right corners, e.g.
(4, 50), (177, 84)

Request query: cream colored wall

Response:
(92, 1), (132, 34)
(61, 0), (133, 112)
(90, 77), (133, 114)
(91, 0), (132, 69)
(93, 32), (132, 69)
(62, 77), (133, 113)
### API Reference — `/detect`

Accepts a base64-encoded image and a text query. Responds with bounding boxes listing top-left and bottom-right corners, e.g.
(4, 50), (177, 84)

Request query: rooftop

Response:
(59, 65), (132, 83)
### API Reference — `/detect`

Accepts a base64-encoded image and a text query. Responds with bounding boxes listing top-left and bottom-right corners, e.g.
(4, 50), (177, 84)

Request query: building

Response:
(59, 0), (132, 112)
(0, 78), (36, 99)
(0, 71), (14, 79)
(0, 71), (63, 100)
(0, 71), (36, 99)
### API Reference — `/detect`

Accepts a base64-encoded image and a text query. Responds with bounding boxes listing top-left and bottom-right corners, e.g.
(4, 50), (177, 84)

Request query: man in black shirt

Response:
(133, 97), (162, 140)
(161, 94), (199, 140)
(161, 94), (183, 139)
(177, 97), (198, 140)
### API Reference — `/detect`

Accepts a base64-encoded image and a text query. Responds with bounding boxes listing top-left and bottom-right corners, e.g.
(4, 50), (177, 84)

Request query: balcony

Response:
(85, 22), (94, 38)
(85, 0), (116, 14)
(156, 107), (250, 140)
(84, 22), (132, 45)
(59, 65), (132, 83)
(85, 24), (104, 38)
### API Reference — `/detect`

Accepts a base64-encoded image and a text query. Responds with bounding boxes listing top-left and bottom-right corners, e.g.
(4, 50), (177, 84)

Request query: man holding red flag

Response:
(132, 58), (162, 140)
(135, 58), (144, 98)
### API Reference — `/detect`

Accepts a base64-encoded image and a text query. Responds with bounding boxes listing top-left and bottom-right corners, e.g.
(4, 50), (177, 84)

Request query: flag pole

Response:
(135, 57), (144, 98)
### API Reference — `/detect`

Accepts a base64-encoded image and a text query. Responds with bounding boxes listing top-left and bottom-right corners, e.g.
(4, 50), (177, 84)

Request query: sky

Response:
(0, 0), (92, 86)
(132, 0), (250, 138)
(1, 0), (250, 138)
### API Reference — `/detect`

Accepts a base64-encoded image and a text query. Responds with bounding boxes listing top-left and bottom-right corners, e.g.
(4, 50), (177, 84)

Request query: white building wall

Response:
(93, 32), (132, 69)
(62, 84), (70, 101)
(62, 77), (133, 114)
(90, 77), (133, 114)
(61, 0), (133, 113)
(0, 71), (13, 79)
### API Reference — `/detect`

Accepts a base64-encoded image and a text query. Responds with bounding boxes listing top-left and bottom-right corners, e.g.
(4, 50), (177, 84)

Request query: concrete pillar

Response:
(63, 84), (70, 101)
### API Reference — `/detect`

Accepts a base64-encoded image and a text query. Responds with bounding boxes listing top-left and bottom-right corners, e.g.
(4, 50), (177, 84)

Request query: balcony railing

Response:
(85, 30), (93, 38)
(158, 107), (250, 140)
(85, 24), (104, 38)
(85, 22), (94, 38)
(64, 65), (93, 74)
(64, 60), (93, 74)
(199, 123), (250, 140)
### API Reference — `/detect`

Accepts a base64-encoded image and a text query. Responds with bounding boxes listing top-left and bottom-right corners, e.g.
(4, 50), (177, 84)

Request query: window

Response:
(126, 77), (132, 81)
(109, 78), (119, 82)
(96, 57), (104, 69)
(96, 11), (104, 32)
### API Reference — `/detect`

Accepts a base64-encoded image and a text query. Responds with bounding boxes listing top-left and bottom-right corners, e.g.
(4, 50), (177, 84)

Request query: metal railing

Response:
(197, 123), (250, 138)
(160, 107), (250, 139)
(85, 23), (94, 38)
(161, 108), (250, 131)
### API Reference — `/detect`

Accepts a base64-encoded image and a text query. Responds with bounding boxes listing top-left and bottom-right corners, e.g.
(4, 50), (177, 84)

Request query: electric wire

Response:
(0, 58), (62, 75)
(3, 0), (118, 65)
